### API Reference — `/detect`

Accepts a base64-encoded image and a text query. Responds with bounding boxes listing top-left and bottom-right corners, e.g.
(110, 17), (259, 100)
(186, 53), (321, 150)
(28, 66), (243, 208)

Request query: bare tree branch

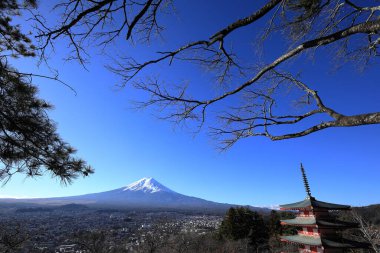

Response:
(32, 0), (380, 148)
(351, 210), (380, 253)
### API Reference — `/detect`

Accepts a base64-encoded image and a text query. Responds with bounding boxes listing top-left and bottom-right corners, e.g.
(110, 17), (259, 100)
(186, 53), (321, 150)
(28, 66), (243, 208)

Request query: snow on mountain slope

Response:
(123, 177), (174, 193)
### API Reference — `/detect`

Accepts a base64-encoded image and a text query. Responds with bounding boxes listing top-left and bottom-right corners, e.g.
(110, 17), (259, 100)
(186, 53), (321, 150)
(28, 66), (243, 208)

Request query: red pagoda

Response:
(279, 164), (366, 253)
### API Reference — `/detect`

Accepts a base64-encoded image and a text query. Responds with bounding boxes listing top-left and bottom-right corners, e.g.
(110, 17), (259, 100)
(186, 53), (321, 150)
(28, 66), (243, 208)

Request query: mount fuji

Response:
(122, 177), (175, 193)
(0, 178), (265, 212)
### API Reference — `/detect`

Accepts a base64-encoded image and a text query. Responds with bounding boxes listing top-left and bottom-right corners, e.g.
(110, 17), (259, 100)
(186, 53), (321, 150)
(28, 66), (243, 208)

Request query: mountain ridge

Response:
(0, 178), (267, 213)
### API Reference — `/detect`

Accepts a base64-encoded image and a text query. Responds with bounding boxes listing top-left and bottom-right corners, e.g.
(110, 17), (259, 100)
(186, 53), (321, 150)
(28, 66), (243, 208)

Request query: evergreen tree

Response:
(0, 1), (92, 184)
(219, 207), (269, 249)
(267, 210), (282, 238)
(0, 0), (36, 58)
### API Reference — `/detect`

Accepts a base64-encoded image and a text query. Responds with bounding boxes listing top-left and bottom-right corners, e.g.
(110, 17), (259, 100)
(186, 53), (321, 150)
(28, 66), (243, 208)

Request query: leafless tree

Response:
(73, 230), (129, 253)
(34, 0), (380, 149)
(138, 231), (262, 253)
(352, 210), (380, 253)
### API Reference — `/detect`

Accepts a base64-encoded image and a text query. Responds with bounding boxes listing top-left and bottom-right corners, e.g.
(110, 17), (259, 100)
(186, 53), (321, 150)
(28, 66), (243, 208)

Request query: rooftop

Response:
(281, 235), (368, 248)
(280, 216), (357, 228)
(280, 197), (351, 210)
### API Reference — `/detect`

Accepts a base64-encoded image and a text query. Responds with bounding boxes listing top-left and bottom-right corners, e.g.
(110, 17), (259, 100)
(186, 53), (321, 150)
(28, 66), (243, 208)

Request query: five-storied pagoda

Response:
(279, 164), (367, 253)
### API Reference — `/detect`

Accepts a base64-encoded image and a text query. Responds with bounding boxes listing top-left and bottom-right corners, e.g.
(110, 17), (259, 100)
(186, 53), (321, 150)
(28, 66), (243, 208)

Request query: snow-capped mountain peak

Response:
(123, 177), (174, 193)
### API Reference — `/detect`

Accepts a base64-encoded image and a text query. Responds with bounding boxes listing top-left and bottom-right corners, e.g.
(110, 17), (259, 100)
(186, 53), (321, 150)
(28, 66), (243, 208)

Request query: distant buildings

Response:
(55, 244), (83, 253)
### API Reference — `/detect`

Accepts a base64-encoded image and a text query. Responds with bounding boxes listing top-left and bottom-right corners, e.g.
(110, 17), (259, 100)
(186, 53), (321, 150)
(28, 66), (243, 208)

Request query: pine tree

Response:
(219, 207), (269, 249)
(268, 210), (282, 238)
(0, 0), (36, 58)
(0, 1), (92, 184)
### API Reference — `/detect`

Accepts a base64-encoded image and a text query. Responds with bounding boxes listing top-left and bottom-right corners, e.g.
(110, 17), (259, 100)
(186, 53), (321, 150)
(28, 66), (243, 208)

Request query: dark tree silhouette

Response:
(219, 207), (269, 249)
(0, 0), (93, 184)
(267, 210), (282, 238)
(33, 0), (380, 148)
(0, 223), (29, 253)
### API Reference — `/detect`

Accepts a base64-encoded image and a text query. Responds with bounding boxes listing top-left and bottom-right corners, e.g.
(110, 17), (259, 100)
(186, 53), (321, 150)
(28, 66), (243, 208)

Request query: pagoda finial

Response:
(300, 163), (312, 198)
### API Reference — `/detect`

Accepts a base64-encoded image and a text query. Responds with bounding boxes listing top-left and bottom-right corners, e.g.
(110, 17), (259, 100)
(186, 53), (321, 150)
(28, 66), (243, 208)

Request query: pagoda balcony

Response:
(298, 230), (320, 237)
(298, 213), (315, 218)
(299, 249), (321, 253)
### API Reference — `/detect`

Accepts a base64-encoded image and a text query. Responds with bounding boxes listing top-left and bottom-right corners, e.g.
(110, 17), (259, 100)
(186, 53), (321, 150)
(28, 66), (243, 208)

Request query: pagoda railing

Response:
(299, 249), (318, 253)
(298, 213), (314, 217)
(298, 231), (320, 236)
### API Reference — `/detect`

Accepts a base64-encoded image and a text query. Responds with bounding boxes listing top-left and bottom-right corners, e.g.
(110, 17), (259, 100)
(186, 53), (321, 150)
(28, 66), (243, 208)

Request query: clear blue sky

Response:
(1, 1), (379, 207)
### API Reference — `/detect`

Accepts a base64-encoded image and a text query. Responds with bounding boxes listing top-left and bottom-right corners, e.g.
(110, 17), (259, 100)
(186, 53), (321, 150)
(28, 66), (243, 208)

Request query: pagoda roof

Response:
(280, 197), (351, 210)
(281, 235), (321, 246)
(281, 217), (357, 228)
(281, 235), (369, 248)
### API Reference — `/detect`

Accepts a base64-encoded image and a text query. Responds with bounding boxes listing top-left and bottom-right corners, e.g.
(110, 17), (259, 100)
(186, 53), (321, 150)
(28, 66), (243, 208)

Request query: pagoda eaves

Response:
(280, 197), (351, 211)
(281, 216), (358, 228)
(281, 235), (369, 249)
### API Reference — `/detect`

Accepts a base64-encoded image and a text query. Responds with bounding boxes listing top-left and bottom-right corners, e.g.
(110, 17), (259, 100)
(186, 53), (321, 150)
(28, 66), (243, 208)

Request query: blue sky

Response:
(1, 1), (380, 207)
